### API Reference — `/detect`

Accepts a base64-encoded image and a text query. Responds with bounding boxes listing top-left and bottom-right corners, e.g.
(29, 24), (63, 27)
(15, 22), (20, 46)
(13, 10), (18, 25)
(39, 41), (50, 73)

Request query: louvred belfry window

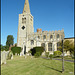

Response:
(22, 18), (26, 23)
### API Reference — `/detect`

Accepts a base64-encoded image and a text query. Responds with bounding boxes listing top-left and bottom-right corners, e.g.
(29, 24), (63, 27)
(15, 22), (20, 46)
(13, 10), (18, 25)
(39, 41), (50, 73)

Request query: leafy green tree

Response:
(0, 44), (5, 51)
(3, 46), (9, 51)
(6, 35), (14, 47)
(57, 40), (74, 55)
(69, 43), (74, 55)
(0, 44), (9, 51)
(63, 40), (71, 52)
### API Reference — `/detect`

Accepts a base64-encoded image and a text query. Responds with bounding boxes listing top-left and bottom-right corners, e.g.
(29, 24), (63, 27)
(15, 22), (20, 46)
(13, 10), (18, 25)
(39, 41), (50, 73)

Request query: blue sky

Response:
(1, 0), (74, 45)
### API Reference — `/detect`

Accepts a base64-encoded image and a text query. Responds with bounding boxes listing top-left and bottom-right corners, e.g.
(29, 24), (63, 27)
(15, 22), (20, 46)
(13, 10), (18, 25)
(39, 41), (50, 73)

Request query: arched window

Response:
(31, 40), (34, 45)
(41, 43), (45, 50)
(48, 43), (52, 51)
(43, 35), (46, 40)
(50, 35), (53, 39)
(57, 34), (59, 38)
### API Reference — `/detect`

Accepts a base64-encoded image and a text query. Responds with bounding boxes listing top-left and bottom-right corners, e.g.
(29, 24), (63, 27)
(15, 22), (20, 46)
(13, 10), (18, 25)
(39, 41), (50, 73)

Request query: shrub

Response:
(45, 52), (49, 58)
(34, 52), (41, 58)
(11, 47), (21, 55)
(1, 46), (9, 51)
(54, 51), (62, 57)
(49, 54), (54, 59)
(30, 47), (44, 56)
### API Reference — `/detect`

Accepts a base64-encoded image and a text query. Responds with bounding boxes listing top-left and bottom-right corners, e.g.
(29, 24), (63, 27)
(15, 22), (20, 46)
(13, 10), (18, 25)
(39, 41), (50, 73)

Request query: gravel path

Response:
(41, 56), (74, 62)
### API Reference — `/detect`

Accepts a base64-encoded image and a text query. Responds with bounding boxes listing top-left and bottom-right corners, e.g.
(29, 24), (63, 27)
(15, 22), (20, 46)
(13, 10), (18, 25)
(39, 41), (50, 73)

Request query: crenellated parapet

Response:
(28, 29), (65, 42)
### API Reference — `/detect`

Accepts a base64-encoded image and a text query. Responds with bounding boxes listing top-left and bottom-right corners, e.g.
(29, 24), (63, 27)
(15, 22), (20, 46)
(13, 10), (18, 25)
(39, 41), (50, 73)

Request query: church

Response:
(17, 0), (65, 55)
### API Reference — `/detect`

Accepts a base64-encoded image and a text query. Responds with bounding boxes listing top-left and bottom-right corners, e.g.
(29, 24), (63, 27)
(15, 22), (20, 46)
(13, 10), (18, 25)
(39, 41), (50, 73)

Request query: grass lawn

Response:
(1, 56), (74, 75)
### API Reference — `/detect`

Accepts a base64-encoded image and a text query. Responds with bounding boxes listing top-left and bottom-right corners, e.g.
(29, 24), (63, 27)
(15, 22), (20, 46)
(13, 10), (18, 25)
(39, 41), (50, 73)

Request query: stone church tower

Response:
(17, 0), (34, 48)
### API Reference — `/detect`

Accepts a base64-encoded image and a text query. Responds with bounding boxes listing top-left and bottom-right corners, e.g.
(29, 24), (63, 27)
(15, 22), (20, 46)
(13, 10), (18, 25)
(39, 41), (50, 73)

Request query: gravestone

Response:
(15, 53), (17, 56)
(1, 50), (7, 64)
(25, 55), (27, 59)
(6, 51), (9, 59)
(11, 54), (13, 59)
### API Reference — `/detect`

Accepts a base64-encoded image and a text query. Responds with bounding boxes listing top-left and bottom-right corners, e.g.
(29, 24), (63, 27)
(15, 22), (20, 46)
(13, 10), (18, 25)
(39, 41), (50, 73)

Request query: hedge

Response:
(11, 47), (21, 55)
(34, 52), (41, 58)
(30, 47), (44, 56)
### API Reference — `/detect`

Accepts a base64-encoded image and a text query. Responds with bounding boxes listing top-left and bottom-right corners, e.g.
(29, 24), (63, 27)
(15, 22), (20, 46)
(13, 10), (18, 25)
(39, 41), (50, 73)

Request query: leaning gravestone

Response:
(15, 53), (17, 56)
(5, 51), (9, 59)
(25, 55), (27, 59)
(1, 50), (7, 64)
(11, 54), (13, 59)
(18, 54), (19, 56)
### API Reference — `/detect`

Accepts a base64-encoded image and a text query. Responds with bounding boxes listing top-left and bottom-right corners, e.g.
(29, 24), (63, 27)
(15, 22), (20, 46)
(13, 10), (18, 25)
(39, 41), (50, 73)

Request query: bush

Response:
(45, 52), (49, 58)
(11, 47), (21, 55)
(34, 52), (41, 58)
(1, 46), (9, 51)
(54, 51), (62, 57)
(49, 54), (54, 59)
(30, 47), (44, 56)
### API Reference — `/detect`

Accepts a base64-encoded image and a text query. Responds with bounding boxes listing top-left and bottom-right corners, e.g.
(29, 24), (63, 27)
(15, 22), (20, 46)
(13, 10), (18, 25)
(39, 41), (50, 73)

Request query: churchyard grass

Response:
(1, 56), (74, 75)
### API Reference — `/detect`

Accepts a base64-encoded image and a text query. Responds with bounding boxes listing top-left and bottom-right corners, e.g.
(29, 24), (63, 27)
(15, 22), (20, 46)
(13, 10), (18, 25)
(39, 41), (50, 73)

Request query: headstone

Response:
(26, 53), (29, 56)
(1, 50), (6, 64)
(15, 53), (17, 56)
(11, 54), (13, 59)
(31, 55), (33, 59)
(25, 55), (27, 59)
(42, 51), (45, 56)
(6, 51), (9, 59)
(20, 53), (22, 56)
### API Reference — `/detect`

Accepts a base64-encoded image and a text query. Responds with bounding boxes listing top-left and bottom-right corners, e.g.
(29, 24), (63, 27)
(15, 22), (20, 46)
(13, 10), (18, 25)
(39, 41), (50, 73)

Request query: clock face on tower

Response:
(22, 26), (25, 30)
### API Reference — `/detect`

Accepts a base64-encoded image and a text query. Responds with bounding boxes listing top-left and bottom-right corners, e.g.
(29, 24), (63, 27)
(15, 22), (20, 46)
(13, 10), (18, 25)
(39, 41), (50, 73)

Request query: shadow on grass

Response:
(43, 65), (62, 73)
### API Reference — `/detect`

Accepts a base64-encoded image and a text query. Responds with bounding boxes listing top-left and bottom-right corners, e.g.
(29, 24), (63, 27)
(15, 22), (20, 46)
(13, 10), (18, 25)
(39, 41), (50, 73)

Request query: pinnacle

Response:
(23, 0), (30, 14)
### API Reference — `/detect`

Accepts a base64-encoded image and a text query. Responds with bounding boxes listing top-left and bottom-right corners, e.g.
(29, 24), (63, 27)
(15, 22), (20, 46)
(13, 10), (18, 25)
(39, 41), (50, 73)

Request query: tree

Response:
(63, 40), (71, 52)
(6, 35), (14, 47)
(57, 40), (74, 55)
(0, 44), (3, 51)
(0, 44), (9, 51)
(69, 43), (74, 55)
